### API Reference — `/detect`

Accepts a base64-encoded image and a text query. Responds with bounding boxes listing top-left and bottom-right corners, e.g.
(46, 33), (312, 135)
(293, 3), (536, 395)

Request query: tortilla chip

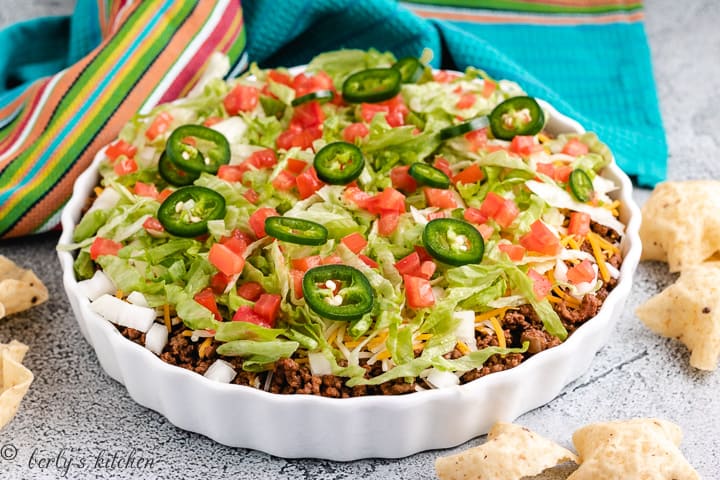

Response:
(568, 418), (699, 480)
(0, 340), (33, 429)
(639, 180), (720, 272)
(435, 422), (578, 480)
(636, 262), (720, 370)
(0, 255), (48, 319)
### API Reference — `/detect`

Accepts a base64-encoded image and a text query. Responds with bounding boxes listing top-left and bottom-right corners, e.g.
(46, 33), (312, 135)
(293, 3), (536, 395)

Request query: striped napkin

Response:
(0, 0), (664, 239)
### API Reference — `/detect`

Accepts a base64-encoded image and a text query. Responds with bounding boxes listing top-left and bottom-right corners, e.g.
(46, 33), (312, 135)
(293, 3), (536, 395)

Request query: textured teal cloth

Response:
(243, 0), (666, 186)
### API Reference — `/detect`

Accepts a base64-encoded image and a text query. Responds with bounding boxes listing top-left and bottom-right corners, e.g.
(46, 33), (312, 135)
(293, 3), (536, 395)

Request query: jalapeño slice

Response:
(313, 141), (365, 185)
(158, 151), (200, 186)
(409, 162), (450, 189)
(422, 218), (484, 266)
(439, 116), (489, 141)
(302, 265), (374, 321)
(166, 124), (230, 174)
(488, 96), (545, 140)
(291, 89), (334, 107)
(569, 168), (594, 202)
(157, 186), (226, 237)
(392, 57), (425, 83)
(265, 217), (328, 246)
(342, 68), (401, 103)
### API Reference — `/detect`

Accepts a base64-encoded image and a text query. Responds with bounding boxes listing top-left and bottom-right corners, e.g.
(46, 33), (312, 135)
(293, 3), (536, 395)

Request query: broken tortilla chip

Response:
(0, 340), (33, 429)
(435, 422), (578, 480)
(639, 180), (720, 272)
(0, 255), (48, 319)
(636, 262), (720, 370)
(568, 418), (699, 480)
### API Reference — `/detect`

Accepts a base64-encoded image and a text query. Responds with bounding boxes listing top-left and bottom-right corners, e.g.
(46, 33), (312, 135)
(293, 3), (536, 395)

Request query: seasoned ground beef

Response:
(115, 221), (623, 397)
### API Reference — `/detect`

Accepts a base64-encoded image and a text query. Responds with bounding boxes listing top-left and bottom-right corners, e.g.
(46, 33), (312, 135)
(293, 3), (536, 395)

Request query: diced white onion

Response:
(210, 116), (247, 145)
(410, 206), (429, 226)
(425, 368), (460, 389)
(554, 259), (569, 284)
(77, 270), (116, 301)
(90, 294), (156, 332)
(453, 310), (477, 352)
(204, 359), (237, 383)
(188, 51), (230, 98)
(606, 262), (620, 279)
(144, 323), (168, 355)
(127, 291), (149, 307)
(87, 188), (121, 213)
(308, 352), (333, 376)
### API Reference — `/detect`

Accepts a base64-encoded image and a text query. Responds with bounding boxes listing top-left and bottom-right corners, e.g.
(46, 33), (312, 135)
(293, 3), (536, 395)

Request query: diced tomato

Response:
(296, 167), (324, 199)
(291, 255), (323, 272)
(248, 207), (279, 238)
(287, 269), (304, 299)
(390, 165), (418, 192)
(232, 305), (269, 327)
(414, 246), (433, 262)
(360, 96), (407, 126)
(243, 189), (260, 204)
(480, 191), (505, 218)
(133, 181), (159, 199)
(89, 237), (122, 260)
(465, 128), (488, 151)
(395, 252), (421, 276)
(567, 259), (595, 285)
(433, 70), (460, 83)
(343, 122), (370, 143)
(292, 100), (325, 128)
(341, 185), (370, 209)
(272, 170), (296, 191)
(427, 211), (447, 220)
(217, 165), (247, 183)
(158, 188), (173, 202)
(498, 243), (526, 262)
(463, 207), (487, 225)
(286, 158), (307, 175)
(113, 157), (137, 176)
(210, 272), (232, 295)
(481, 80), (496, 98)
(528, 269), (552, 300)
(142, 217), (165, 235)
(209, 243), (245, 276)
(453, 164), (484, 185)
(341, 232), (367, 254)
(292, 71), (333, 97)
(145, 111), (173, 141)
(277, 125), (322, 151)
(456, 93), (476, 110)
(223, 228), (253, 246)
(385, 108), (405, 127)
(194, 288), (222, 321)
(554, 165), (573, 183)
(322, 254), (343, 265)
(520, 220), (561, 256)
(424, 188), (457, 209)
(494, 198), (519, 229)
(536, 162), (556, 179)
(360, 102), (389, 123)
(433, 157), (452, 177)
(105, 139), (137, 161)
(359, 254), (378, 268)
(418, 261), (436, 280)
(203, 116), (223, 127)
(404, 275), (435, 309)
(237, 282), (265, 302)
(510, 135), (538, 156)
(378, 211), (400, 236)
(247, 149), (278, 169)
(276, 130), (296, 151)
(224, 84), (259, 115)
(365, 188), (406, 215)
(476, 223), (494, 240)
(221, 235), (247, 256)
(568, 212), (591, 238)
(562, 138), (589, 157)
(268, 70), (293, 87)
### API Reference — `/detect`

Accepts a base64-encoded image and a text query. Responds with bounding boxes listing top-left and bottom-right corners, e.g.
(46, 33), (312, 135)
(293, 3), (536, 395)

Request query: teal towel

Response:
(243, 0), (666, 186)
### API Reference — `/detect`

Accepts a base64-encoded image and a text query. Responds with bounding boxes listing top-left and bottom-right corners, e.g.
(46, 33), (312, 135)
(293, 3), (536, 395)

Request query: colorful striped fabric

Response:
(0, 0), (246, 239)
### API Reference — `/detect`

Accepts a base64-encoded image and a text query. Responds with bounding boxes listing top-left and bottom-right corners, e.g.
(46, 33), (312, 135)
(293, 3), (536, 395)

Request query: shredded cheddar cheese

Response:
(94, 186), (104, 197)
(115, 290), (124, 299)
(181, 330), (193, 337)
(589, 231), (620, 255)
(475, 307), (510, 324)
(488, 316), (506, 349)
(552, 286), (581, 308)
(367, 331), (389, 350)
(198, 337), (213, 358)
(163, 304), (172, 333)
(587, 232), (611, 283)
(375, 349), (392, 361)
(456, 341), (470, 355)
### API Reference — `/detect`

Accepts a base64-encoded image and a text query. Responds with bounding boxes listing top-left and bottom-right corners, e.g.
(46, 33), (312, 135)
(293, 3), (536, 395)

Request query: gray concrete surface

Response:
(1, 0), (718, 478)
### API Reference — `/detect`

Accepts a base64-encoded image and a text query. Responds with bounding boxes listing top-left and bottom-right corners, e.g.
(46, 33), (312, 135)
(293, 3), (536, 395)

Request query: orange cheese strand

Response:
(488, 316), (506, 349)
